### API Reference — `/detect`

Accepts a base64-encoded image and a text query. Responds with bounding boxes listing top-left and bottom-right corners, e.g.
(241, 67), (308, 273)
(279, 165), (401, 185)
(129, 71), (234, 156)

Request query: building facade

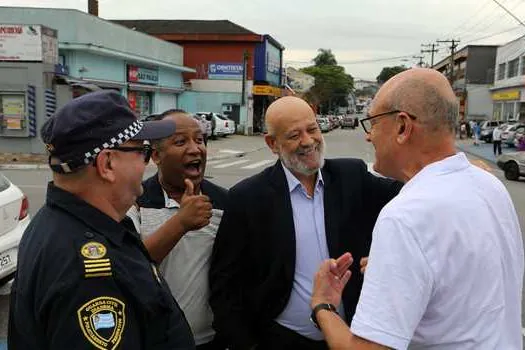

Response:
(491, 35), (525, 122)
(114, 19), (285, 135)
(0, 7), (193, 154)
(433, 45), (497, 122)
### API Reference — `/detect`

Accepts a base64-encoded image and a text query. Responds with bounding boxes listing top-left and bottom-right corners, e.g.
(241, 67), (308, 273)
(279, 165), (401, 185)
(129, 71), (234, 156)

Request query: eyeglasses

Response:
(111, 144), (153, 163)
(360, 110), (417, 134)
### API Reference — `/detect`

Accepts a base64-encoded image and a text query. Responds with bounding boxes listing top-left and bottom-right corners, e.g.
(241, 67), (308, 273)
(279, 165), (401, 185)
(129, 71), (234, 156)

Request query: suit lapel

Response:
(322, 164), (341, 258)
(269, 161), (296, 275)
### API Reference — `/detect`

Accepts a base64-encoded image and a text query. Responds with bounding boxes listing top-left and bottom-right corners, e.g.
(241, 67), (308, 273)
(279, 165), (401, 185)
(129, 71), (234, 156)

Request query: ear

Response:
(396, 113), (413, 144)
(95, 151), (117, 183)
(151, 147), (162, 165)
(264, 134), (280, 155)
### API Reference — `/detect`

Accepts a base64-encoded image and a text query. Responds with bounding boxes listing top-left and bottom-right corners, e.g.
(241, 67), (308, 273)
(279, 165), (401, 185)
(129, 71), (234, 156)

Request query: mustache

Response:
(295, 143), (321, 155)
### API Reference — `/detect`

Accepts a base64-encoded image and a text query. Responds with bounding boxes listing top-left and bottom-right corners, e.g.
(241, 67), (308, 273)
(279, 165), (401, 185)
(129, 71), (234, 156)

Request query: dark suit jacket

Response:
(209, 159), (403, 349)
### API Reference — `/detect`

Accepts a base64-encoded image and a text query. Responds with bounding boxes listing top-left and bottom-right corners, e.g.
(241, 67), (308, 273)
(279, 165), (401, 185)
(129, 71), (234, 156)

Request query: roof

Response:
(111, 19), (257, 35)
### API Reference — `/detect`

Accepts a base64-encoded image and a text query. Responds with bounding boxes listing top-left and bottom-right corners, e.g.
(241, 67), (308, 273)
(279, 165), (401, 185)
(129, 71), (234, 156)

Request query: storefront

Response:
(491, 88), (525, 122)
(126, 64), (158, 117)
(252, 85), (282, 132)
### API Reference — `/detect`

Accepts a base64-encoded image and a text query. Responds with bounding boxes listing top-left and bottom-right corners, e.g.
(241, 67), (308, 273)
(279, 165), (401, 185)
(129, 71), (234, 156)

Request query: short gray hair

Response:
(389, 79), (458, 133)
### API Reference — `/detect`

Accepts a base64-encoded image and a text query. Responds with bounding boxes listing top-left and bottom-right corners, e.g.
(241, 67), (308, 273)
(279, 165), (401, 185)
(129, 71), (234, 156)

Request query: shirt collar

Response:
(162, 189), (180, 209)
(282, 164), (324, 193)
(46, 182), (131, 247)
(401, 152), (470, 193)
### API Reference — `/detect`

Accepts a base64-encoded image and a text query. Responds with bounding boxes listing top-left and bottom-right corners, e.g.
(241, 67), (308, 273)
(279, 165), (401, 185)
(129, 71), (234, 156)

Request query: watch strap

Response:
(310, 303), (337, 329)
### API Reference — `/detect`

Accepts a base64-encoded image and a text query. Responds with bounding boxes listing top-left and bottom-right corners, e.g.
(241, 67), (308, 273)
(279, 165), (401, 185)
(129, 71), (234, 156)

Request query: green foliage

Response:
(300, 49), (354, 114)
(376, 66), (408, 84)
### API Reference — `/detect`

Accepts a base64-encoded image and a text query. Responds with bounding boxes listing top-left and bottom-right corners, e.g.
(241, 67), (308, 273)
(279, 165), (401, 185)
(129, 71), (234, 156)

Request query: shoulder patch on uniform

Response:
(81, 241), (107, 259)
(77, 296), (126, 350)
(84, 258), (112, 279)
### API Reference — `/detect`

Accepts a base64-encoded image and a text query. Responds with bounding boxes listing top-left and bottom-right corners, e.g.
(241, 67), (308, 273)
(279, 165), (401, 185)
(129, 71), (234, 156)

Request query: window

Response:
(498, 63), (506, 80)
(508, 58), (519, 78)
(0, 93), (26, 130)
(522, 57), (525, 75)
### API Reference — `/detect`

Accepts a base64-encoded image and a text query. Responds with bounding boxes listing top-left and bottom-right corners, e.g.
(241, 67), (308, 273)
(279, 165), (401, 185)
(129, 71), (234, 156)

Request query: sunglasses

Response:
(111, 144), (153, 163)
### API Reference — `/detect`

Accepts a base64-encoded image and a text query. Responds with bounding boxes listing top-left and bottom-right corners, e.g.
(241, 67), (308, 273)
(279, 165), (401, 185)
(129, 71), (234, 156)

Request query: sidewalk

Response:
(456, 138), (513, 164)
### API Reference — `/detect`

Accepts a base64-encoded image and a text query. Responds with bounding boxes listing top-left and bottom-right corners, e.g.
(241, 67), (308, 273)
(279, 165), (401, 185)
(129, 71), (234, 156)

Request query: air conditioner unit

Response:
(223, 105), (233, 112)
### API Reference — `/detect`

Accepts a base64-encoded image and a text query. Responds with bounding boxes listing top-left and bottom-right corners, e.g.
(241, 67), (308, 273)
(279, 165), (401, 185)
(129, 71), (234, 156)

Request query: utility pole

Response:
(241, 50), (249, 106)
(413, 55), (424, 67)
(421, 43), (439, 67)
(437, 39), (460, 82)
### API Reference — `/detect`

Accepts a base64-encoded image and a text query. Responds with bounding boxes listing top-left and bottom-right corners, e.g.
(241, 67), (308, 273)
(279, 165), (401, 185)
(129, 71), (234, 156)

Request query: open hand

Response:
(311, 253), (353, 309)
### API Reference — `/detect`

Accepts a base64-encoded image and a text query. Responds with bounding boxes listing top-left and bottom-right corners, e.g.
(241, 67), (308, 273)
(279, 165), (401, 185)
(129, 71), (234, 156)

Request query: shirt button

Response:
(84, 231), (95, 238)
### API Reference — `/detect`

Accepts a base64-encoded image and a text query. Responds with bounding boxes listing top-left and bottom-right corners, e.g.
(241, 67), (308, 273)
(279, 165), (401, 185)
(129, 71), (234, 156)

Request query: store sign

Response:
(0, 24), (57, 63)
(492, 89), (520, 101)
(127, 65), (159, 85)
(252, 85), (282, 97)
(208, 62), (243, 80)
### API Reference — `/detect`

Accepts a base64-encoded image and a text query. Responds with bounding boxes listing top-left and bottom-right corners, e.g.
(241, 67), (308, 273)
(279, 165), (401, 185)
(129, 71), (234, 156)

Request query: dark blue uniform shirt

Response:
(8, 183), (195, 349)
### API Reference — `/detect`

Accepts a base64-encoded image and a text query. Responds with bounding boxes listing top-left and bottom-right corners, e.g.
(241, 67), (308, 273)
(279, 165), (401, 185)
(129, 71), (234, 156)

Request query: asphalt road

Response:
(1, 126), (524, 346)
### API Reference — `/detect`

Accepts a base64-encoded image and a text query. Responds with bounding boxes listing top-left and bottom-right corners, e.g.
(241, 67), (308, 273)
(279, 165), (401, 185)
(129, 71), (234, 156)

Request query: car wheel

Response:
(504, 161), (520, 181)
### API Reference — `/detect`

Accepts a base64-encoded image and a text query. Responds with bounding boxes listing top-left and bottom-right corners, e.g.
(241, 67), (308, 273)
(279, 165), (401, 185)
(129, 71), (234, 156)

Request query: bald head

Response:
(374, 68), (458, 133)
(265, 96), (315, 136)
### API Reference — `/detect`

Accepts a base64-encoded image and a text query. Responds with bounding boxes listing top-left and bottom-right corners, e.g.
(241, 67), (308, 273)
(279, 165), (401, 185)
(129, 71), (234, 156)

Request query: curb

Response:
(0, 150), (255, 170)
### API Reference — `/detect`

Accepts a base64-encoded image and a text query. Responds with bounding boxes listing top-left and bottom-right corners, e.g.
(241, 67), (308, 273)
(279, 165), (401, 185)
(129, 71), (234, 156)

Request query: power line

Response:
(463, 25), (523, 44)
(421, 43), (439, 66)
(490, 0), (525, 28)
(284, 54), (417, 66)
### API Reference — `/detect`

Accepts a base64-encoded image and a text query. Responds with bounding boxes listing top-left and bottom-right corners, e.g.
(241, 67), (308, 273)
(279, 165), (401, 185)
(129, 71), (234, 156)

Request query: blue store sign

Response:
(208, 62), (243, 80)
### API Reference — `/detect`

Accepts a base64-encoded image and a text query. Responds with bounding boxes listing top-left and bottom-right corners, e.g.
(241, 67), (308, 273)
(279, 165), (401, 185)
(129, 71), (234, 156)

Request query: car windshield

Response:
(0, 173), (11, 193)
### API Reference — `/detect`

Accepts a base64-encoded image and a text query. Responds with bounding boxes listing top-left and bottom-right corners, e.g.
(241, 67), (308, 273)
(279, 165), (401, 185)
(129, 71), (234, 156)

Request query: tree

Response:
(313, 49), (338, 66)
(376, 66), (408, 84)
(300, 49), (354, 114)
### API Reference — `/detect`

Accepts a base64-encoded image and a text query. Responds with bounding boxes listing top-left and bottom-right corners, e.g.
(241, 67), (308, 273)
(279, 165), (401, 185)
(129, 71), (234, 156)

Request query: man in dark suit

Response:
(209, 96), (402, 350)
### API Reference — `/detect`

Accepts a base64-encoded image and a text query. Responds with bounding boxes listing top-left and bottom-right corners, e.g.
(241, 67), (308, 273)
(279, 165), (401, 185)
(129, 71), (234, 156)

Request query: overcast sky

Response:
(2, 0), (525, 80)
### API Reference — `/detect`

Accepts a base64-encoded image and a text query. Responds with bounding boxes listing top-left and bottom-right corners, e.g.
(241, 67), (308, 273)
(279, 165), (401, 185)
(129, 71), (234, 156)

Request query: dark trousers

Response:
(493, 140), (502, 155)
(256, 322), (328, 350)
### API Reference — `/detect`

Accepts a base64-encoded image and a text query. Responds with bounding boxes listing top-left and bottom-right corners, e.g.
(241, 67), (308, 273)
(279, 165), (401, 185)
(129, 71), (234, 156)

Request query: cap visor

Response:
(131, 120), (176, 140)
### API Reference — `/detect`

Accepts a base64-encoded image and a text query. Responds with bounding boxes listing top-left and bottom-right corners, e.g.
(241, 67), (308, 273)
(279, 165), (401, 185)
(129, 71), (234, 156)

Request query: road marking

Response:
(18, 184), (48, 189)
(206, 159), (228, 165)
(219, 149), (244, 154)
(213, 159), (251, 169)
(241, 159), (275, 169)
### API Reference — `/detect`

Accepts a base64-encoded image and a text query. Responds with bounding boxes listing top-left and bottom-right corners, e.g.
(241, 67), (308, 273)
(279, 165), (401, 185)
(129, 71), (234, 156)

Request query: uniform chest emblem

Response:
(77, 296), (126, 350)
(81, 242), (107, 259)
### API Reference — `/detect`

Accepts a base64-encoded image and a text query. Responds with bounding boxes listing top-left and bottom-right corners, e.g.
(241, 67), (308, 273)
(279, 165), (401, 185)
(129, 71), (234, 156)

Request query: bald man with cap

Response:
(311, 68), (524, 349)
(209, 96), (402, 350)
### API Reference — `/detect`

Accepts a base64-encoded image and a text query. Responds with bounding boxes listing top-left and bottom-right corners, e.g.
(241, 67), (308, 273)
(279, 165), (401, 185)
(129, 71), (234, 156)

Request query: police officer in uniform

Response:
(8, 91), (196, 349)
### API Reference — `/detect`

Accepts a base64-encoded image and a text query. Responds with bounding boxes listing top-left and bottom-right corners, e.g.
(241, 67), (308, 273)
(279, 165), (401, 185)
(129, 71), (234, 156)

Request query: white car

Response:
(0, 172), (30, 285)
(196, 112), (230, 138)
(217, 114), (236, 135)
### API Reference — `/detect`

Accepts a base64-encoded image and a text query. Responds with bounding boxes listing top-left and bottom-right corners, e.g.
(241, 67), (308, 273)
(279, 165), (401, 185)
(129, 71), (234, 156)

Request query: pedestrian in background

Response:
(311, 68), (523, 349)
(128, 109), (228, 350)
(493, 124), (503, 156)
(9, 91), (196, 349)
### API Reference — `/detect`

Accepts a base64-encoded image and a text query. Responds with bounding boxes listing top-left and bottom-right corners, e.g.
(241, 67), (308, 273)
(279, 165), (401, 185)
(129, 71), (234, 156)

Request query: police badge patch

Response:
(77, 296), (125, 350)
(81, 242), (107, 259)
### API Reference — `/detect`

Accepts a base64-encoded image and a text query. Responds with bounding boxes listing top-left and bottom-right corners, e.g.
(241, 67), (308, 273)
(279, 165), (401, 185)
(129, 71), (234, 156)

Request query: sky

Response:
(2, 0), (525, 80)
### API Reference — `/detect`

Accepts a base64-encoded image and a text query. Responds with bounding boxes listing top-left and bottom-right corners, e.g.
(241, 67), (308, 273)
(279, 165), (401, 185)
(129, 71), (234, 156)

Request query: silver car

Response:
(497, 152), (525, 181)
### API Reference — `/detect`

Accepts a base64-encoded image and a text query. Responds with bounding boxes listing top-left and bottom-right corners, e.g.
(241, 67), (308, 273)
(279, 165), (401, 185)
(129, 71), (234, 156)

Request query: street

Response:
(1, 127), (524, 346)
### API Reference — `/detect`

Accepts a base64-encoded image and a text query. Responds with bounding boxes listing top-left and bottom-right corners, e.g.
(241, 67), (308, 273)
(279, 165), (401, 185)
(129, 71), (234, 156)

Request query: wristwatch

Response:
(310, 303), (337, 329)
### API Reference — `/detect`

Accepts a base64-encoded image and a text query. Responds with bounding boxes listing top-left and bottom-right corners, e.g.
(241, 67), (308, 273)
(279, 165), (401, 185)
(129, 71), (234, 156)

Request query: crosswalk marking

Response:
(213, 159), (251, 169)
(219, 149), (244, 154)
(241, 159), (275, 169)
(206, 159), (228, 165)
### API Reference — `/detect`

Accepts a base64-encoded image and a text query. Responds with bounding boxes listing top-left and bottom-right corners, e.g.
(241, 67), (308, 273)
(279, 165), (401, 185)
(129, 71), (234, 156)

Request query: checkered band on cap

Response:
(82, 120), (143, 165)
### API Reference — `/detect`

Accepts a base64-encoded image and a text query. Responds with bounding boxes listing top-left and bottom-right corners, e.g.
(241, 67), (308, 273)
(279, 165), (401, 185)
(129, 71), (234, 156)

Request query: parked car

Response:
(480, 120), (505, 143)
(192, 114), (212, 140)
(0, 172), (30, 285)
(503, 124), (525, 147)
(341, 115), (356, 129)
(196, 112), (229, 138)
(497, 152), (525, 181)
(216, 114), (236, 135)
(317, 117), (331, 132)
